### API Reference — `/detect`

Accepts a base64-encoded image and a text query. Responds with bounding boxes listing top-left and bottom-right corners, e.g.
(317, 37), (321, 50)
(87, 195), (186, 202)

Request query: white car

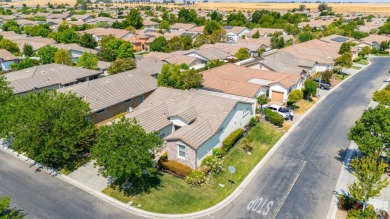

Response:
(265, 104), (291, 119)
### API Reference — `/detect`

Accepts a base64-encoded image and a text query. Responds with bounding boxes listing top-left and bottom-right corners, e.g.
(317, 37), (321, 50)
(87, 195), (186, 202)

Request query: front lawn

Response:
(351, 65), (362, 70)
(102, 122), (284, 213)
(355, 59), (369, 65)
(293, 97), (318, 115)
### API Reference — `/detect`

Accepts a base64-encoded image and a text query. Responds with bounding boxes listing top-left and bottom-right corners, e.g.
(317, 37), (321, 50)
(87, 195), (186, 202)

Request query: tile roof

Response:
(125, 87), (242, 149)
(248, 28), (284, 36)
(53, 43), (97, 54)
(5, 64), (101, 94)
(261, 51), (316, 75)
(360, 34), (390, 46)
(279, 39), (341, 64)
(224, 26), (248, 35)
(135, 57), (164, 76)
(201, 63), (301, 98)
(171, 23), (196, 31)
(81, 28), (130, 39)
(59, 69), (157, 112)
(0, 49), (18, 61)
(187, 47), (230, 60)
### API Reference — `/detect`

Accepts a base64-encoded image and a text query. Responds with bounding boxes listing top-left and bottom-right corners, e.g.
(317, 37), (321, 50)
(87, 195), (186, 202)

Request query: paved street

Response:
(210, 57), (390, 219)
(0, 150), (139, 219)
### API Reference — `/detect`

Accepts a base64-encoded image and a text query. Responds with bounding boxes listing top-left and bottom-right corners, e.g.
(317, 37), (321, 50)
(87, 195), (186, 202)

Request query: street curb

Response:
(326, 63), (390, 219)
(0, 59), (379, 219)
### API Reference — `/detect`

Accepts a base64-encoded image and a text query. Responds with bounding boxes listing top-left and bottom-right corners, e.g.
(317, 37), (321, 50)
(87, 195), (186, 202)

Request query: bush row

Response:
(222, 128), (244, 151)
(264, 108), (284, 127)
(160, 160), (192, 177)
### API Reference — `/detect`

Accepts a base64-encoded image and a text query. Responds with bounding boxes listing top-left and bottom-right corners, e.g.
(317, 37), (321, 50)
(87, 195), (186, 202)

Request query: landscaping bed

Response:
(102, 122), (283, 214)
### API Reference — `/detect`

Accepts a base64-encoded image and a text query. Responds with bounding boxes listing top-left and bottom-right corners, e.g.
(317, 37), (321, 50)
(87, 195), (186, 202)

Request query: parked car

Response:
(313, 78), (331, 90)
(266, 104), (291, 120)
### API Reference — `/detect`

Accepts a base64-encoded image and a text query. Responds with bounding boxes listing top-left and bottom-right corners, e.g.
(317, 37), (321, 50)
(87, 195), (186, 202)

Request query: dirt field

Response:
(6, 1), (390, 15)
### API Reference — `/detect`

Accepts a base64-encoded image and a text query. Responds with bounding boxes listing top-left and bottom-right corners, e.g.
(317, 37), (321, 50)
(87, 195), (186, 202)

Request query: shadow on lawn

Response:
(112, 172), (163, 196)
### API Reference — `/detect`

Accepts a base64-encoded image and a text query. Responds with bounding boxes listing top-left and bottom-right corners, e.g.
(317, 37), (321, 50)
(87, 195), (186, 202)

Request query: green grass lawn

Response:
(335, 73), (350, 81)
(103, 122), (284, 214)
(355, 59), (369, 65)
(351, 65), (362, 70)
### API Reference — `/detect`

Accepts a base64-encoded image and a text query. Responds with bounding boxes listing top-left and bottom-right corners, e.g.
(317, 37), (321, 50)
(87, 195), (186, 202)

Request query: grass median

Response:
(103, 122), (284, 214)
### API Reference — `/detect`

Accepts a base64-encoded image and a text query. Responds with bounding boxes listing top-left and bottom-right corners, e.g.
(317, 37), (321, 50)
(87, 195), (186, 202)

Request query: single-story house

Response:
(59, 69), (157, 123)
(80, 28), (132, 41)
(5, 63), (102, 95)
(125, 87), (256, 169)
(171, 23), (196, 31)
(201, 63), (303, 103)
(0, 49), (19, 71)
(360, 34), (390, 50)
(247, 28), (286, 38)
(135, 57), (164, 78)
(53, 43), (98, 62)
(224, 26), (250, 42)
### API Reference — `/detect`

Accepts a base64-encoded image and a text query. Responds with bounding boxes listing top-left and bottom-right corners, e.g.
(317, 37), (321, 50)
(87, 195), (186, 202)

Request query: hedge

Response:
(161, 160), (192, 177)
(353, 57), (361, 62)
(269, 112), (284, 127)
(222, 128), (244, 151)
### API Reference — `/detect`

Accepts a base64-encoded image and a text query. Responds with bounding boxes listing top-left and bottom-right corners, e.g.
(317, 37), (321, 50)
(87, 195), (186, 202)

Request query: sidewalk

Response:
(68, 161), (107, 191)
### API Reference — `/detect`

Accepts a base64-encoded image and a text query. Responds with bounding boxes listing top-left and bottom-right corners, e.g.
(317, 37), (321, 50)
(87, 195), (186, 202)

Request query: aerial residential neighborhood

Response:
(0, 1), (390, 219)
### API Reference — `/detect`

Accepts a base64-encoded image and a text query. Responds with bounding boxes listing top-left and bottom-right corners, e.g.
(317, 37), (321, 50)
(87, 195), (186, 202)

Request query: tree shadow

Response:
(335, 148), (360, 174)
(117, 172), (163, 196)
(335, 148), (347, 163)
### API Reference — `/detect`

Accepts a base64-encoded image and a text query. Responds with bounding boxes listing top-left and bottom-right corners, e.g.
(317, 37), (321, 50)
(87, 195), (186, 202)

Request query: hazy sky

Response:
(207, 0), (390, 2)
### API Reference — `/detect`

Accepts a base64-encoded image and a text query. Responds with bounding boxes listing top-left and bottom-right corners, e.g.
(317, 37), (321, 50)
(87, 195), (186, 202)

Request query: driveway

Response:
(209, 57), (390, 219)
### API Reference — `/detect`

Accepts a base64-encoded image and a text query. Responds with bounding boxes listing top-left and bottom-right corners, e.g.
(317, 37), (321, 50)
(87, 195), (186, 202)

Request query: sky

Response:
(206, 0), (390, 2)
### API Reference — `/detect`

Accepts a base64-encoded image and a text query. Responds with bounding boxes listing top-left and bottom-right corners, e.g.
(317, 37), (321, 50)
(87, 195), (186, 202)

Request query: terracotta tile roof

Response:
(360, 34), (390, 46)
(0, 49), (18, 61)
(201, 63), (301, 98)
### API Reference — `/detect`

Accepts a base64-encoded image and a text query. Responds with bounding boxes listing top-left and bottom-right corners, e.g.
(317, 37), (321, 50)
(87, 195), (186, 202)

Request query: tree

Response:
(298, 31), (313, 42)
(298, 4), (306, 11)
(97, 38), (134, 61)
(123, 9), (143, 29)
(235, 48), (250, 61)
(380, 40), (390, 51)
(54, 49), (73, 66)
(92, 117), (162, 192)
(339, 42), (351, 55)
(318, 3), (332, 12)
(107, 58), (136, 75)
(79, 33), (97, 49)
(252, 30), (260, 39)
(257, 94), (270, 114)
(204, 20), (222, 35)
(5, 90), (96, 168)
(0, 195), (23, 219)
(0, 38), (20, 54)
(0, 75), (14, 137)
(75, 0), (87, 10)
(159, 20), (170, 30)
(348, 104), (390, 157)
(157, 64), (203, 90)
(23, 44), (33, 57)
(77, 52), (98, 69)
(178, 8), (197, 23)
(150, 36), (169, 52)
(205, 59), (225, 69)
(210, 11), (222, 22)
(9, 57), (38, 71)
(303, 79), (317, 98)
(378, 22), (390, 35)
(288, 89), (303, 105)
(335, 52), (352, 72)
(35, 46), (58, 64)
(348, 157), (388, 212)
(168, 35), (192, 51)
(361, 46), (371, 57)
(51, 29), (80, 44)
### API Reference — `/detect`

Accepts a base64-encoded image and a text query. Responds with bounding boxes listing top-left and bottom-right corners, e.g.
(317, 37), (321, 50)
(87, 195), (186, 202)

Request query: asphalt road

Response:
(0, 149), (138, 219)
(1, 58), (389, 219)
(211, 57), (390, 219)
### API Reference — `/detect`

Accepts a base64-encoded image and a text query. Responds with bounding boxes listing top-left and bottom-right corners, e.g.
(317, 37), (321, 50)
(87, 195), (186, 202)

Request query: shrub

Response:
(337, 194), (355, 211)
(222, 129), (244, 151)
(347, 205), (376, 219)
(212, 148), (224, 158)
(379, 50), (390, 54)
(185, 169), (208, 187)
(241, 144), (253, 153)
(201, 155), (224, 175)
(161, 160), (192, 177)
(373, 89), (390, 105)
(249, 117), (257, 127)
(288, 89), (304, 104)
(269, 112), (284, 127)
(353, 57), (362, 62)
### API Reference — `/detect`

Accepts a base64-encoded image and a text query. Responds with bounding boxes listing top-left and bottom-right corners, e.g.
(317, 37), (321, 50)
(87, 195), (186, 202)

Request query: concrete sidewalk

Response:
(68, 161), (108, 191)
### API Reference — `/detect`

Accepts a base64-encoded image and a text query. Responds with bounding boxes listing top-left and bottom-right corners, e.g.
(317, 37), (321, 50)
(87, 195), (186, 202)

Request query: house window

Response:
(139, 94), (145, 103)
(178, 144), (186, 159)
(124, 98), (132, 104)
(96, 109), (106, 114)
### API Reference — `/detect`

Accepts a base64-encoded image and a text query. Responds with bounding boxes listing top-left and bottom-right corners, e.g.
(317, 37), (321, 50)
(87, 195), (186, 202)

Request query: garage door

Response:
(271, 91), (284, 103)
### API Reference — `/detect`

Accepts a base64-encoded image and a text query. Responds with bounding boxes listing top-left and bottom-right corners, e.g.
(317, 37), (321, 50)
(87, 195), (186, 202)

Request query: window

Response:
(96, 109), (106, 114)
(124, 98), (132, 103)
(139, 94), (145, 103)
(178, 144), (185, 159)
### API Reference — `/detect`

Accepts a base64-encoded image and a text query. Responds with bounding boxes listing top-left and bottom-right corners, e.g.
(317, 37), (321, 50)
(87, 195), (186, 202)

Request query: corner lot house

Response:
(125, 87), (255, 169)
(59, 69), (157, 123)
(0, 49), (19, 71)
(5, 64), (102, 95)
(201, 63), (303, 103)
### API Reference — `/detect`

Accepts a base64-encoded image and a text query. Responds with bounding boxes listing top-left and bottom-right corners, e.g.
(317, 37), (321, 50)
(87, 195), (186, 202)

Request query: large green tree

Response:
(235, 48), (250, 60)
(5, 90), (96, 168)
(339, 42), (351, 55)
(0, 38), (20, 54)
(303, 79), (317, 98)
(123, 9), (143, 29)
(0, 75), (14, 137)
(54, 49), (73, 66)
(150, 36), (169, 53)
(97, 38), (134, 61)
(92, 117), (162, 192)
(348, 104), (390, 157)
(23, 43), (33, 57)
(35, 46), (58, 64)
(77, 52), (98, 70)
(335, 52), (353, 72)
(78, 33), (98, 49)
(0, 195), (23, 219)
(107, 58), (136, 75)
(348, 157), (388, 211)
(157, 64), (203, 89)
